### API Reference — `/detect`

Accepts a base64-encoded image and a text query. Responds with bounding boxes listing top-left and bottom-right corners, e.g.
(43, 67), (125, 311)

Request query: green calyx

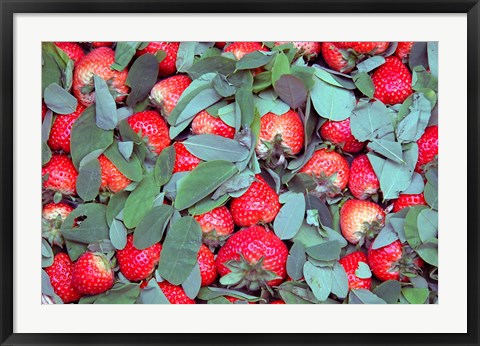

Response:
(309, 172), (342, 201)
(258, 134), (293, 168)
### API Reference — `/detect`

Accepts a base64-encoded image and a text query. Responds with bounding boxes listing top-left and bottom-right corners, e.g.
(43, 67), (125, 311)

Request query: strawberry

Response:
(415, 125), (438, 173)
(172, 142), (201, 173)
(223, 42), (268, 60)
(98, 154), (131, 193)
(395, 42), (414, 61)
(127, 110), (171, 155)
(194, 206), (235, 247)
(322, 42), (389, 73)
(216, 225), (288, 290)
(136, 42), (180, 77)
(73, 47), (129, 107)
(368, 240), (424, 282)
(116, 234), (161, 282)
(45, 253), (82, 303)
(42, 154), (78, 195)
(215, 42), (227, 49)
(299, 148), (350, 198)
(157, 281), (196, 304)
(337, 42), (389, 54)
(150, 75), (191, 117)
(47, 103), (86, 153)
(372, 56), (412, 105)
(319, 118), (365, 153)
(54, 42), (85, 64)
(72, 252), (114, 295)
(392, 193), (427, 213)
(42, 101), (48, 120)
(348, 154), (380, 200)
(198, 244), (217, 286)
(42, 202), (74, 246)
(42, 202), (74, 220)
(270, 300), (286, 304)
(230, 175), (281, 227)
(191, 110), (235, 139)
(256, 110), (304, 166)
(340, 199), (385, 245)
(274, 42), (322, 60)
(339, 251), (372, 290)
(91, 42), (113, 48)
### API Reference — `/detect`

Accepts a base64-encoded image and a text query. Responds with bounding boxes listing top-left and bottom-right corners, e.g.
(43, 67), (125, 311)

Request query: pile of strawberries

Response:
(42, 41), (438, 304)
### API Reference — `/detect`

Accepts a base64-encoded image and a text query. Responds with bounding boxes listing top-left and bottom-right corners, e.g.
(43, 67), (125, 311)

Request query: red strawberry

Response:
(72, 252), (114, 295)
(54, 42), (85, 64)
(45, 253), (82, 303)
(320, 118), (365, 153)
(337, 42), (389, 54)
(127, 110), (171, 155)
(230, 175), (281, 227)
(42, 202), (73, 220)
(136, 42), (180, 77)
(224, 42), (268, 60)
(270, 300), (286, 304)
(216, 225), (288, 290)
(198, 244), (217, 286)
(194, 206), (235, 247)
(215, 42), (227, 49)
(340, 199), (385, 245)
(372, 56), (412, 105)
(392, 193), (427, 213)
(157, 281), (196, 304)
(42, 202), (74, 246)
(256, 110), (304, 166)
(42, 101), (48, 120)
(299, 148), (350, 197)
(274, 41), (322, 60)
(91, 42), (113, 48)
(395, 42), (414, 61)
(150, 75), (191, 117)
(339, 251), (372, 290)
(73, 47), (129, 107)
(322, 42), (389, 72)
(348, 154), (380, 200)
(415, 125), (438, 173)
(98, 154), (131, 193)
(47, 103), (86, 153)
(172, 142), (201, 173)
(116, 234), (161, 282)
(191, 110), (235, 139)
(368, 240), (424, 282)
(42, 154), (78, 195)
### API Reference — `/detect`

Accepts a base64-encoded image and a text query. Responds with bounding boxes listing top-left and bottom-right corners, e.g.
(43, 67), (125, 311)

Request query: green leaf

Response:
(182, 263), (202, 299)
(277, 281), (320, 304)
(271, 52), (291, 85)
(417, 209), (438, 242)
(94, 283), (140, 304)
(350, 101), (393, 141)
(237, 51), (274, 70)
(402, 288), (429, 304)
(42, 42), (68, 95)
(212, 74), (236, 97)
(93, 75), (118, 130)
(286, 242), (306, 281)
(41, 239), (54, 268)
(313, 67), (355, 89)
(154, 145), (175, 186)
(427, 42), (438, 78)
(70, 106), (113, 169)
(349, 289), (386, 304)
(188, 56), (237, 80)
(109, 218), (127, 250)
(412, 66), (438, 92)
(331, 262), (349, 299)
(188, 193), (230, 215)
(106, 191), (129, 227)
(372, 224), (398, 249)
(403, 172), (424, 194)
(396, 93), (432, 143)
(305, 240), (342, 261)
(404, 206), (429, 249)
(379, 144), (417, 199)
(111, 42), (141, 71)
(176, 42), (198, 72)
(44, 83), (78, 114)
(197, 287), (263, 303)
(409, 42), (429, 70)
(373, 280), (401, 304)
(183, 134), (249, 162)
(212, 170), (255, 200)
(133, 205), (174, 249)
(355, 262), (372, 279)
(273, 193), (305, 240)
(104, 141), (142, 182)
(368, 138), (404, 164)
(416, 238), (438, 266)
(175, 161), (238, 210)
(303, 261), (332, 301)
(63, 59), (74, 92)
(158, 216), (202, 285)
(235, 88), (255, 128)
(305, 194), (333, 229)
(357, 56), (386, 73)
(253, 71), (273, 93)
(274, 74), (308, 109)
(126, 54), (159, 107)
(137, 279), (170, 304)
(424, 169), (438, 210)
(123, 174), (160, 228)
(311, 77), (355, 121)
(353, 72), (375, 98)
(76, 156), (101, 201)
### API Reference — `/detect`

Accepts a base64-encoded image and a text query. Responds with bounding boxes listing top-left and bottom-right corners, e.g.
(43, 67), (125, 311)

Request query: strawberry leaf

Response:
(310, 77), (355, 121)
(188, 194), (230, 216)
(154, 145), (175, 187)
(118, 141), (134, 161)
(183, 134), (249, 162)
(416, 238), (438, 266)
(235, 88), (255, 129)
(42, 43), (67, 95)
(356, 56), (385, 73)
(133, 205), (173, 250)
(402, 172), (424, 194)
(404, 205), (429, 249)
(417, 209), (438, 242)
(401, 287), (429, 304)
(126, 53), (159, 107)
(137, 279), (170, 304)
(271, 52), (291, 85)
(176, 42), (198, 73)
(286, 242), (306, 281)
(109, 217), (127, 250)
(372, 223), (398, 250)
(305, 240), (342, 261)
(111, 42), (141, 71)
(274, 74), (308, 109)
(104, 140), (142, 182)
(274, 193), (306, 240)
(182, 263), (202, 299)
(396, 92), (432, 143)
(303, 261), (332, 302)
(409, 42), (429, 70)
(44, 82), (78, 114)
(76, 156), (101, 201)
(350, 100), (393, 141)
(197, 287), (263, 302)
(427, 42), (438, 78)
(331, 263), (349, 299)
(349, 289), (386, 304)
(373, 280), (401, 303)
(187, 56), (237, 80)
(355, 262), (372, 279)
(353, 72), (375, 99)
(123, 174), (160, 228)
(93, 75), (118, 130)
(237, 50), (275, 70)
(106, 191), (129, 227)
(94, 283), (140, 304)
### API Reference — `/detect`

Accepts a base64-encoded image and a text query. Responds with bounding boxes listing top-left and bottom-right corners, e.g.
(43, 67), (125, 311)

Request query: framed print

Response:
(1, 1), (479, 345)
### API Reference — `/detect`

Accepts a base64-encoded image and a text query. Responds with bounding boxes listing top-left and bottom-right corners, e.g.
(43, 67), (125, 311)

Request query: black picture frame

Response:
(1, 1), (479, 345)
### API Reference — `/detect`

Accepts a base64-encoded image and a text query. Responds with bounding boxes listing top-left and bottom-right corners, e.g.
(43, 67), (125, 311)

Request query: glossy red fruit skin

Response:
(98, 154), (131, 193)
(372, 56), (412, 105)
(191, 110), (235, 139)
(257, 110), (304, 156)
(157, 281), (196, 304)
(91, 42), (113, 48)
(415, 125), (438, 173)
(392, 193), (427, 212)
(72, 252), (114, 295)
(230, 175), (281, 227)
(42, 101), (48, 120)
(136, 42), (180, 77)
(322, 42), (351, 72)
(42, 154), (78, 195)
(339, 251), (372, 290)
(216, 225), (288, 287)
(270, 300), (286, 304)
(224, 42), (269, 60)
(127, 110), (171, 155)
(194, 206), (235, 237)
(320, 118), (365, 153)
(336, 42), (389, 54)
(48, 103), (86, 153)
(116, 234), (161, 282)
(340, 199), (385, 244)
(73, 47), (129, 107)
(45, 253), (82, 303)
(54, 42), (85, 64)
(368, 240), (410, 282)
(198, 244), (217, 286)
(395, 42), (414, 60)
(150, 75), (192, 117)
(172, 142), (201, 173)
(42, 202), (74, 220)
(322, 42), (389, 72)
(348, 154), (380, 200)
